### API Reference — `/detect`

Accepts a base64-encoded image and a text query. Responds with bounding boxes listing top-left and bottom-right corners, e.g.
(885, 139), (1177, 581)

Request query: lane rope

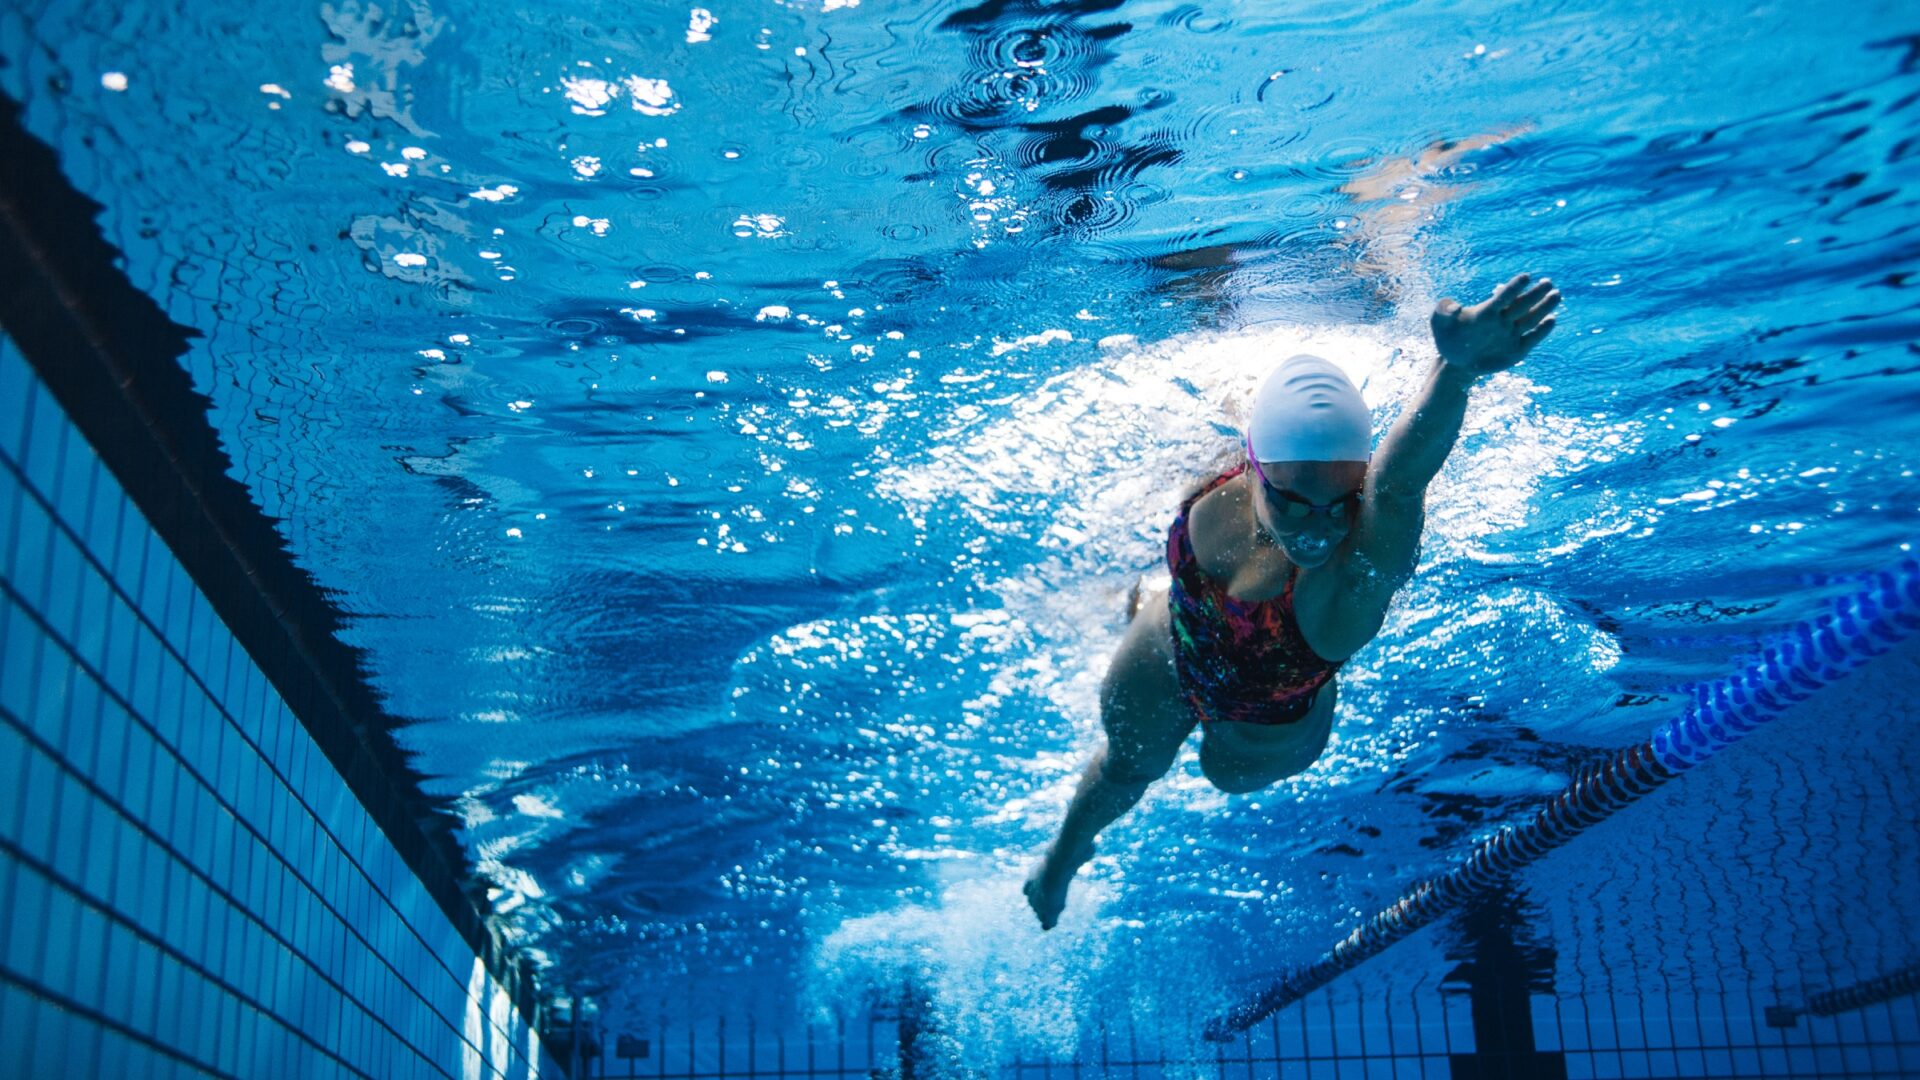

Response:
(1205, 557), (1920, 1042)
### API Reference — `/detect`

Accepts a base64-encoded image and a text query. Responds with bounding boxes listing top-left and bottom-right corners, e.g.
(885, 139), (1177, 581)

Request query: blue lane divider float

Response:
(1653, 562), (1919, 771)
(1205, 557), (1920, 1042)
(1767, 959), (1920, 1028)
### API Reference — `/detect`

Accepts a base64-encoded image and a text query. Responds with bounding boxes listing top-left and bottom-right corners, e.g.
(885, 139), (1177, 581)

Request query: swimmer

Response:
(1024, 273), (1561, 930)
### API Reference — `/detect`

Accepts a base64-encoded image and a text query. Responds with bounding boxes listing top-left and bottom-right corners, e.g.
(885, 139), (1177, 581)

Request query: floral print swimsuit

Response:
(1165, 465), (1341, 726)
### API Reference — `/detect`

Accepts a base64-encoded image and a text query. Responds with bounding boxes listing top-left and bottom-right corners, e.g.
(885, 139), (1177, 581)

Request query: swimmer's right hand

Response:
(1430, 272), (1561, 377)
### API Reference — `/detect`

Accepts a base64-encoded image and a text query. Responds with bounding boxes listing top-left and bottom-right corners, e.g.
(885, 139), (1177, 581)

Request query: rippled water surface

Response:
(5, 0), (1919, 1057)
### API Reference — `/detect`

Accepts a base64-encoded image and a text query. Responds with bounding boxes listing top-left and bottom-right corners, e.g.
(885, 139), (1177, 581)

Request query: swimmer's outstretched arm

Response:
(1371, 272), (1560, 501)
(1326, 274), (1559, 647)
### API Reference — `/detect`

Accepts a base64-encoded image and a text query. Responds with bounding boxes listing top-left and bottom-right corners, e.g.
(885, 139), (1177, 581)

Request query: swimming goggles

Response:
(1245, 434), (1361, 521)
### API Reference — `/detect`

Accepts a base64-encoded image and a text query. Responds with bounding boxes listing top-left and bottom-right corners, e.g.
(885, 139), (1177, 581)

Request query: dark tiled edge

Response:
(0, 91), (550, 1046)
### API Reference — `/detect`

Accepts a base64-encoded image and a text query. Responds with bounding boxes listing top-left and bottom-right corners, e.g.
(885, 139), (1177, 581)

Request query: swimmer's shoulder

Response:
(1180, 444), (1254, 577)
(1175, 441), (1246, 507)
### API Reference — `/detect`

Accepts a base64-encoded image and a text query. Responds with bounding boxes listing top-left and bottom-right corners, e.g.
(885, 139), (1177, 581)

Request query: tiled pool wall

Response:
(576, 979), (1920, 1079)
(0, 331), (561, 1078)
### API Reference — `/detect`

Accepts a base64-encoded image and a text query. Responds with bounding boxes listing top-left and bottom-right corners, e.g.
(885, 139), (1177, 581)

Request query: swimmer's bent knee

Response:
(1098, 756), (1170, 788)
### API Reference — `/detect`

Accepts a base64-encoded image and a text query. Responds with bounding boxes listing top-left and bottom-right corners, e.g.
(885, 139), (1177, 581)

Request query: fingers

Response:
(1501, 277), (1553, 316)
(1514, 286), (1561, 328)
(1520, 314), (1557, 343)
(1488, 272), (1531, 310)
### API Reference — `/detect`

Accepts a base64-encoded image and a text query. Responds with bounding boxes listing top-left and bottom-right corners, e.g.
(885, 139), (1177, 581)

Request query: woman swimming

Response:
(1024, 273), (1561, 930)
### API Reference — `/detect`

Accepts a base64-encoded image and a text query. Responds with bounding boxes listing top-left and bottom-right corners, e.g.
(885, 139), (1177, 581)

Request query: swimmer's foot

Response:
(1023, 842), (1094, 931)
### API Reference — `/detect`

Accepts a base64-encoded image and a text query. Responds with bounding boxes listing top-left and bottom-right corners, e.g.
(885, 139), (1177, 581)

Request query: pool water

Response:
(4, 0), (1918, 1067)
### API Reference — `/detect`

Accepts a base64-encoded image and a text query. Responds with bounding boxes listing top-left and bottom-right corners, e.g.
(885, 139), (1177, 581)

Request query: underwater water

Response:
(4, 0), (1918, 1065)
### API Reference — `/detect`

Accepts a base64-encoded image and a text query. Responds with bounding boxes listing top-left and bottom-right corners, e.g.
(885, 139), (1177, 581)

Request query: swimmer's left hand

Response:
(1430, 273), (1560, 377)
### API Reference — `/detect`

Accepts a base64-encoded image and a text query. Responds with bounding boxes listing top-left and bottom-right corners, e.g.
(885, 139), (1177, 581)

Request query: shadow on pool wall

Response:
(0, 89), (566, 1076)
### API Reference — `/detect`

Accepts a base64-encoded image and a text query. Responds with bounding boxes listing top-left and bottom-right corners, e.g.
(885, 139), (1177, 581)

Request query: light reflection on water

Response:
(5, 0), (1919, 1057)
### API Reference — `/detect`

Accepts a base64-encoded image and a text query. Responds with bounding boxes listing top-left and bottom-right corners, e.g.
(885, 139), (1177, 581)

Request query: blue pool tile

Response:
(83, 681), (125, 794)
(21, 381), (69, 499)
(0, 347), (33, 460)
(1668, 1001), (1702, 1048)
(31, 637), (74, 747)
(82, 461), (122, 563)
(206, 632), (235, 718)
(61, 665), (104, 771)
(110, 509), (147, 607)
(50, 771), (95, 886)
(1332, 1012), (1366, 1060)
(106, 810), (147, 922)
(24, 995), (72, 1079)
(100, 920), (137, 1029)
(137, 527), (170, 628)
(161, 960), (199, 1052)
(36, 883), (82, 990)
(0, 983), (36, 1060)
(5, 867), (49, 977)
(142, 746), (176, 840)
(116, 716), (154, 829)
(163, 563), (192, 652)
(1588, 1002), (1619, 1051)
(1858, 999), (1904, 1037)
(0, 459), (21, 569)
(1895, 995), (1920, 1042)
(1831, 1007), (1867, 1044)
(67, 892), (110, 1010)
(0, 605), (40, 722)
(1724, 1008), (1758, 1048)
(223, 719), (247, 799)
(53, 421), (98, 531)
(182, 588), (208, 674)
(125, 634), (160, 732)
(95, 1021), (131, 1078)
(126, 937), (162, 1038)
(158, 660), (189, 753)
(10, 489), (53, 608)
(0, 721), (28, 839)
(98, 594), (133, 693)
(19, 747), (62, 864)
(45, 522), (86, 628)
(203, 806), (231, 889)
(1534, 998), (1562, 1052)
(70, 564), (111, 671)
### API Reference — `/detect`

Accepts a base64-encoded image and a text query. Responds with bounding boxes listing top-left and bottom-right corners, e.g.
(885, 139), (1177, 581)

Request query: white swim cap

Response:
(1246, 354), (1372, 463)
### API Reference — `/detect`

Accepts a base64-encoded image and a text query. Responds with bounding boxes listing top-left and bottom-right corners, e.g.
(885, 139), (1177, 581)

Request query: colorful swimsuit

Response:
(1166, 464), (1341, 726)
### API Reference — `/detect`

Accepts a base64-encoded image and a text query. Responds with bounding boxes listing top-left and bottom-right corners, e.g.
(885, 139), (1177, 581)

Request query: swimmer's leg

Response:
(1026, 592), (1192, 930)
(1024, 742), (1155, 930)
